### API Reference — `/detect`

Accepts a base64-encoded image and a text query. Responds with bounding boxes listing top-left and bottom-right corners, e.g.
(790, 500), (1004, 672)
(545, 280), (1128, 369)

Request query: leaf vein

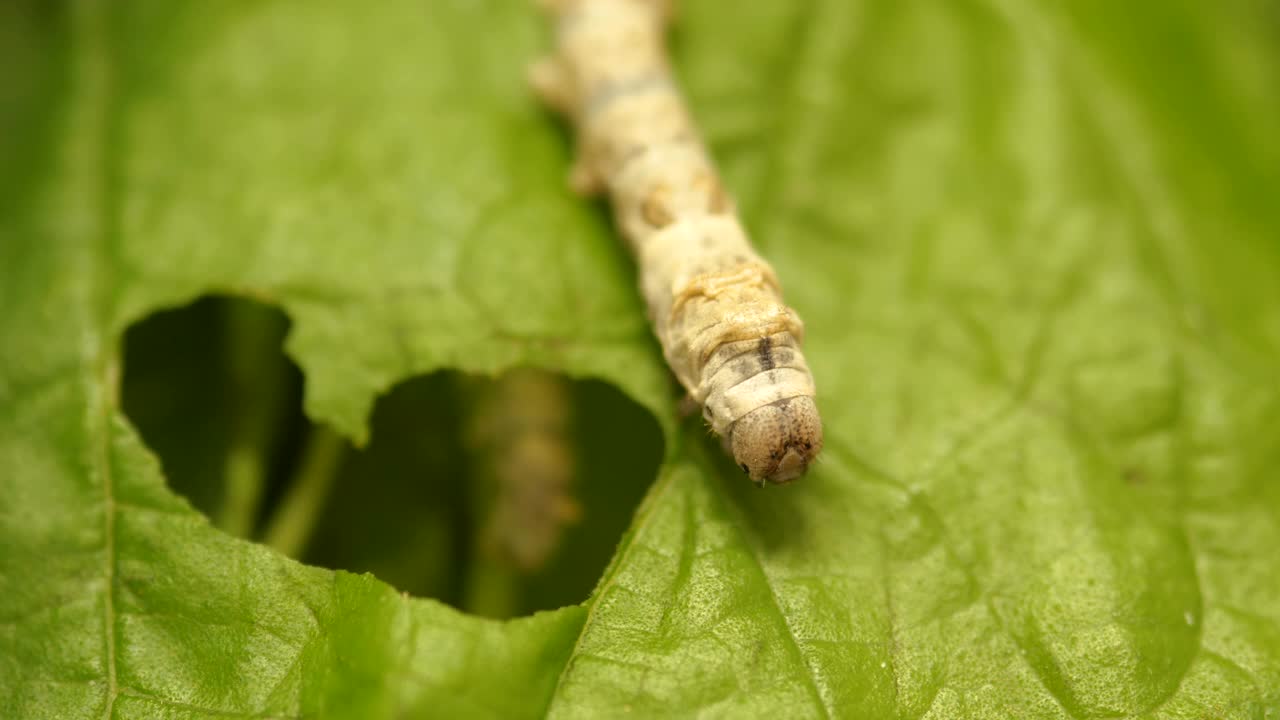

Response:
(714, 487), (833, 718)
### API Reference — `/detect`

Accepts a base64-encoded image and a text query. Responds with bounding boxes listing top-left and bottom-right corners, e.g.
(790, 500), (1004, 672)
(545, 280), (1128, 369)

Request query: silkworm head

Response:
(728, 396), (823, 485)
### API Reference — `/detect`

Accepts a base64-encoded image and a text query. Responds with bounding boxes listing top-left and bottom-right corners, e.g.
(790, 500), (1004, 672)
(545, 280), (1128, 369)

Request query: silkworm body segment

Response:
(534, 0), (823, 484)
(468, 369), (580, 572)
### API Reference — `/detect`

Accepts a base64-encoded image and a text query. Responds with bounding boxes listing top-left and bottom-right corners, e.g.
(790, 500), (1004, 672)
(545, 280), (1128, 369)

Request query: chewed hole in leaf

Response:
(120, 294), (662, 618)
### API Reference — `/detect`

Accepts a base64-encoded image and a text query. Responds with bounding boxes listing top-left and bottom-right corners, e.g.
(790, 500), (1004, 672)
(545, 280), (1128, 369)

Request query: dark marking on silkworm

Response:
(642, 185), (675, 228)
(757, 337), (775, 371)
(617, 143), (650, 171)
(729, 357), (757, 379)
(585, 71), (672, 117)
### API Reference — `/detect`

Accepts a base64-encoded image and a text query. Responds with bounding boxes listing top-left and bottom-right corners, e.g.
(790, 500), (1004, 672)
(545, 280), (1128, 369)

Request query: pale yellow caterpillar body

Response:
(467, 369), (580, 572)
(533, 0), (823, 484)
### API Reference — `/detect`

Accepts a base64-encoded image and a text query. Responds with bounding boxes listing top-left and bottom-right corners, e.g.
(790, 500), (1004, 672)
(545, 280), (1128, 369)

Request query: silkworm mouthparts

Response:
(728, 395), (823, 486)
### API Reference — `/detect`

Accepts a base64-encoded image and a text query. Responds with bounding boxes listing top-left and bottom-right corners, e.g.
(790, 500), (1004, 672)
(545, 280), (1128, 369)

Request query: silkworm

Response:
(532, 0), (823, 485)
(467, 368), (580, 572)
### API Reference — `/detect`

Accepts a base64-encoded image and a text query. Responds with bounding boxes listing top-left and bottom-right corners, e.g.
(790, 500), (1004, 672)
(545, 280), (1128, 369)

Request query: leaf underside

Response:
(2, 1), (1279, 718)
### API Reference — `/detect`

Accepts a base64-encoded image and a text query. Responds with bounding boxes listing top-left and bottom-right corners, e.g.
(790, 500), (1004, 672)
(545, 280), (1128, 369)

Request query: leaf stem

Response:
(462, 556), (520, 619)
(261, 426), (346, 558)
(216, 300), (291, 538)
